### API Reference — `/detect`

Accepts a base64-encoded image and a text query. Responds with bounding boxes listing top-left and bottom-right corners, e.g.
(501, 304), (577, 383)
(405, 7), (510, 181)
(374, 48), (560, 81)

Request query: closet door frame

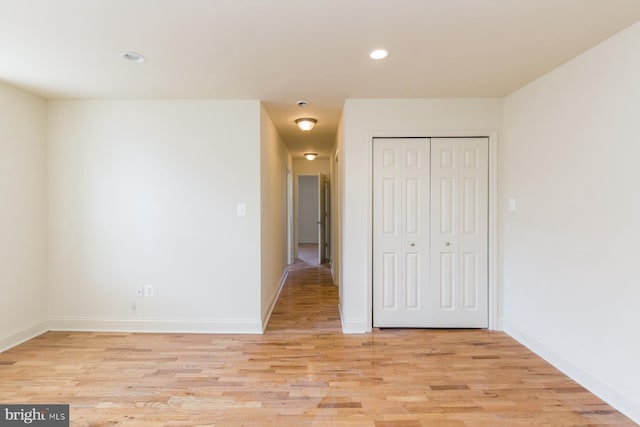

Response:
(368, 130), (499, 331)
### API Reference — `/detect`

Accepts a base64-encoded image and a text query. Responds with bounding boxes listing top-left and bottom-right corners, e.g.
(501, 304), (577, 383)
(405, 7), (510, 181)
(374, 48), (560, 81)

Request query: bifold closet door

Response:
(373, 137), (489, 328)
(429, 137), (489, 327)
(373, 138), (430, 327)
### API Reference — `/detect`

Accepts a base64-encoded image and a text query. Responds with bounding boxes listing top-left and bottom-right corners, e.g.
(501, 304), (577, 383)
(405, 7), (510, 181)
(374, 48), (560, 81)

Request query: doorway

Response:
(296, 174), (329, 264)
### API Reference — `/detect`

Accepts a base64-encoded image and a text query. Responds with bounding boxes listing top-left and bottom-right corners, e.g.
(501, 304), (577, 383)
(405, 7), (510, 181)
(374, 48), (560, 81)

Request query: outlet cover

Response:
(144, 284), (154, 297)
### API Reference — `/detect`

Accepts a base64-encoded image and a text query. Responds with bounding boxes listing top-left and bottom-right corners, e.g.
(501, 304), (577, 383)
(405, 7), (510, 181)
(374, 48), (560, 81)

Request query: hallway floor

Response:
(0, 257), (634, 426)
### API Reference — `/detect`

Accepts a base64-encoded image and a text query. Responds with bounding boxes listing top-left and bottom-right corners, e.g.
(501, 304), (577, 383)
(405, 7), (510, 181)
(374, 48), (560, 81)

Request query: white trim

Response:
(506, 323), (640, 424)
(367, 130), (500, 332)
(0, 321), (48, 353)
(261, 269), (288, 332)
(339, 304), (368, 334)
(48, 317), (262, 334)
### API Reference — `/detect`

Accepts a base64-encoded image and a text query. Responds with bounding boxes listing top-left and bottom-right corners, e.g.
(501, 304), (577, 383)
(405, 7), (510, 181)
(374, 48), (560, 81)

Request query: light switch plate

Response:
(237, 203), (246, 216)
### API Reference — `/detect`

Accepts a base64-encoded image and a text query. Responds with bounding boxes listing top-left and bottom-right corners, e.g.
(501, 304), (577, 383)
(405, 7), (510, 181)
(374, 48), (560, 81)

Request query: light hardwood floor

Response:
(0, 254), (634, 426)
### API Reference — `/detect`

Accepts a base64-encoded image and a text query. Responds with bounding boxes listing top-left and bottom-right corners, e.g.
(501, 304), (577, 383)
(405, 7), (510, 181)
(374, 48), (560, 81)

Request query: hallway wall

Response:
(0, 82), (47, 350)
(260, 105), (291, 327)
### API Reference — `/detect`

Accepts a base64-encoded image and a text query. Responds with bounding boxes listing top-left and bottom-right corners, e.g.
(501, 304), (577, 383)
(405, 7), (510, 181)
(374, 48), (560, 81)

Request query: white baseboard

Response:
(339, 305), (369, 334)
(48, 317), (262, 334)
(261, 269), (288, 332)
(505, 323), (640, 424)
(0, 321), (48, 353)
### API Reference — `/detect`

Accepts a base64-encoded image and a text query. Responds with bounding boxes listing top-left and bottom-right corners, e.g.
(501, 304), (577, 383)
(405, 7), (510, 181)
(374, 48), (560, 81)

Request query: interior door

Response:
(429, 137), (489, 327)
(373, 138), (430, 327)
(317, 174), (327, 264)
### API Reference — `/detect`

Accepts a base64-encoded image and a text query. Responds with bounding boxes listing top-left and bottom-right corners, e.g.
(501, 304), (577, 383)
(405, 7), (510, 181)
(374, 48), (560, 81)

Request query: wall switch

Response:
(135, 286), (143, 297)
(508, 198), (517, 212)
(237, 203), (246, 216)
(144, 284), (154, 297)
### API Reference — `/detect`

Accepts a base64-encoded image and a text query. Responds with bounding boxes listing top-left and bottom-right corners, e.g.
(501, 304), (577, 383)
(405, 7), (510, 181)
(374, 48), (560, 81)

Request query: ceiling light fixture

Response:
(369, 49), (388, 60)
(295, 118), (317, 131)
(304, 153), (317, 161)
(122, 52), (146, 63)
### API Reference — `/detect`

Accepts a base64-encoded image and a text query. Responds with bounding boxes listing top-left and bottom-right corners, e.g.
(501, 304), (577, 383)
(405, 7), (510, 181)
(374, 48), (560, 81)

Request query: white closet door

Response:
(429, 138), (489, 327)
(373, 138), (430, 327)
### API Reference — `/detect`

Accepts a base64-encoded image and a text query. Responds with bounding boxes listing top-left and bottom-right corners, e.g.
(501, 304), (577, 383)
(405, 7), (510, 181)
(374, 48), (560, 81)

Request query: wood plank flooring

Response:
(0, 251), (634, 426)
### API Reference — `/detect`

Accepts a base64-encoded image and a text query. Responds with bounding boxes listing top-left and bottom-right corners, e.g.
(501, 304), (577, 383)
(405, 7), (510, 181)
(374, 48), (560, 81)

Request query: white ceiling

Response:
(1, 0), (639, 159)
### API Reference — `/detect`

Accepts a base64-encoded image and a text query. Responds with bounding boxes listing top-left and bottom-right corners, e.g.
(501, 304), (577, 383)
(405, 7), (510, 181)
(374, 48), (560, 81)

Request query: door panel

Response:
(429, 138), (488, 327)
(373, 138), (430, 327)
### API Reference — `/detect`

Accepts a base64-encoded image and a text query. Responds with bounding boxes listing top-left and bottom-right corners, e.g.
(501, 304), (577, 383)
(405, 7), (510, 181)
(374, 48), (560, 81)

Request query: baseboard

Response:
(505, 323), (640, 424)
(261, 269), (288, 332)
(339, 305), (369, 334)
(298, 240), (318, 244)
(48, 317), (262, 334)
(0, 321), (48, 353)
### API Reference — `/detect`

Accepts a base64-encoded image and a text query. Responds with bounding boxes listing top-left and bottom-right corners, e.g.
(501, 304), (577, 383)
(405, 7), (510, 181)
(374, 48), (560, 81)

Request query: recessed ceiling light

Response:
(122, 52), (146, 63)
(369, 49), (388, 60)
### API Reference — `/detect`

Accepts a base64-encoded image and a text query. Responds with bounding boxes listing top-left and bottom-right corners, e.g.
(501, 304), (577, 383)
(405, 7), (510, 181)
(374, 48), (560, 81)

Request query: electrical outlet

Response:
(144, 284), (154, 297)
(135, 286), (143, 297)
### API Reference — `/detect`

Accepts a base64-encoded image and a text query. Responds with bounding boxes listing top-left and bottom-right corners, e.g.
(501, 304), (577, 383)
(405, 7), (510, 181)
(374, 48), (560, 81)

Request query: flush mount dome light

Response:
(304, 153), (317, 161)
(369, 49), (388, 60)
(122, 52), (146, 63)
(295, 118), (317, 131)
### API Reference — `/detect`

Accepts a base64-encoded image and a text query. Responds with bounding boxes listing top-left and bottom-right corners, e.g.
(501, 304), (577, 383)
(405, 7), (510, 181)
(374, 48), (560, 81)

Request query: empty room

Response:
(1, 1), (639, 425)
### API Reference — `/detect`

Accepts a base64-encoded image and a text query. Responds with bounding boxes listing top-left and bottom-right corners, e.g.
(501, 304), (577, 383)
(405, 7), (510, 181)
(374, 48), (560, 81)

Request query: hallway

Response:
(0, 258), (633, 426)
(266, 243), (340, 334)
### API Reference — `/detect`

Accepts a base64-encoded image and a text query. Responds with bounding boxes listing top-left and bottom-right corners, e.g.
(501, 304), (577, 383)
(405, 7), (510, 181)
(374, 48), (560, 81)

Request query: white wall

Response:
(0, 83), (47, 350)
(260, 105), (291, 328)
(341, 98), (503, 332)
(293, 158), (330, 176)
(332, 120), (344, 291)
(502, 22), (640, 422)
(297, 176), (319, 244)
(46, 100), (263, 333)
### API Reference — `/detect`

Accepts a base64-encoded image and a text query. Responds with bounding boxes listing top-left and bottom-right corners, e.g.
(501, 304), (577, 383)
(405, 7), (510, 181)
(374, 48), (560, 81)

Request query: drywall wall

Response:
(297, 176), (319, 244)
(341, 98), (503, 332)
(46, 100), (263, 333)
(293, 158), (330, 176)
(331, 121), (344, 291)
(260, 105), (291, 328)
(502, 22), (640, 422)
(0, 82), (47, 350)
